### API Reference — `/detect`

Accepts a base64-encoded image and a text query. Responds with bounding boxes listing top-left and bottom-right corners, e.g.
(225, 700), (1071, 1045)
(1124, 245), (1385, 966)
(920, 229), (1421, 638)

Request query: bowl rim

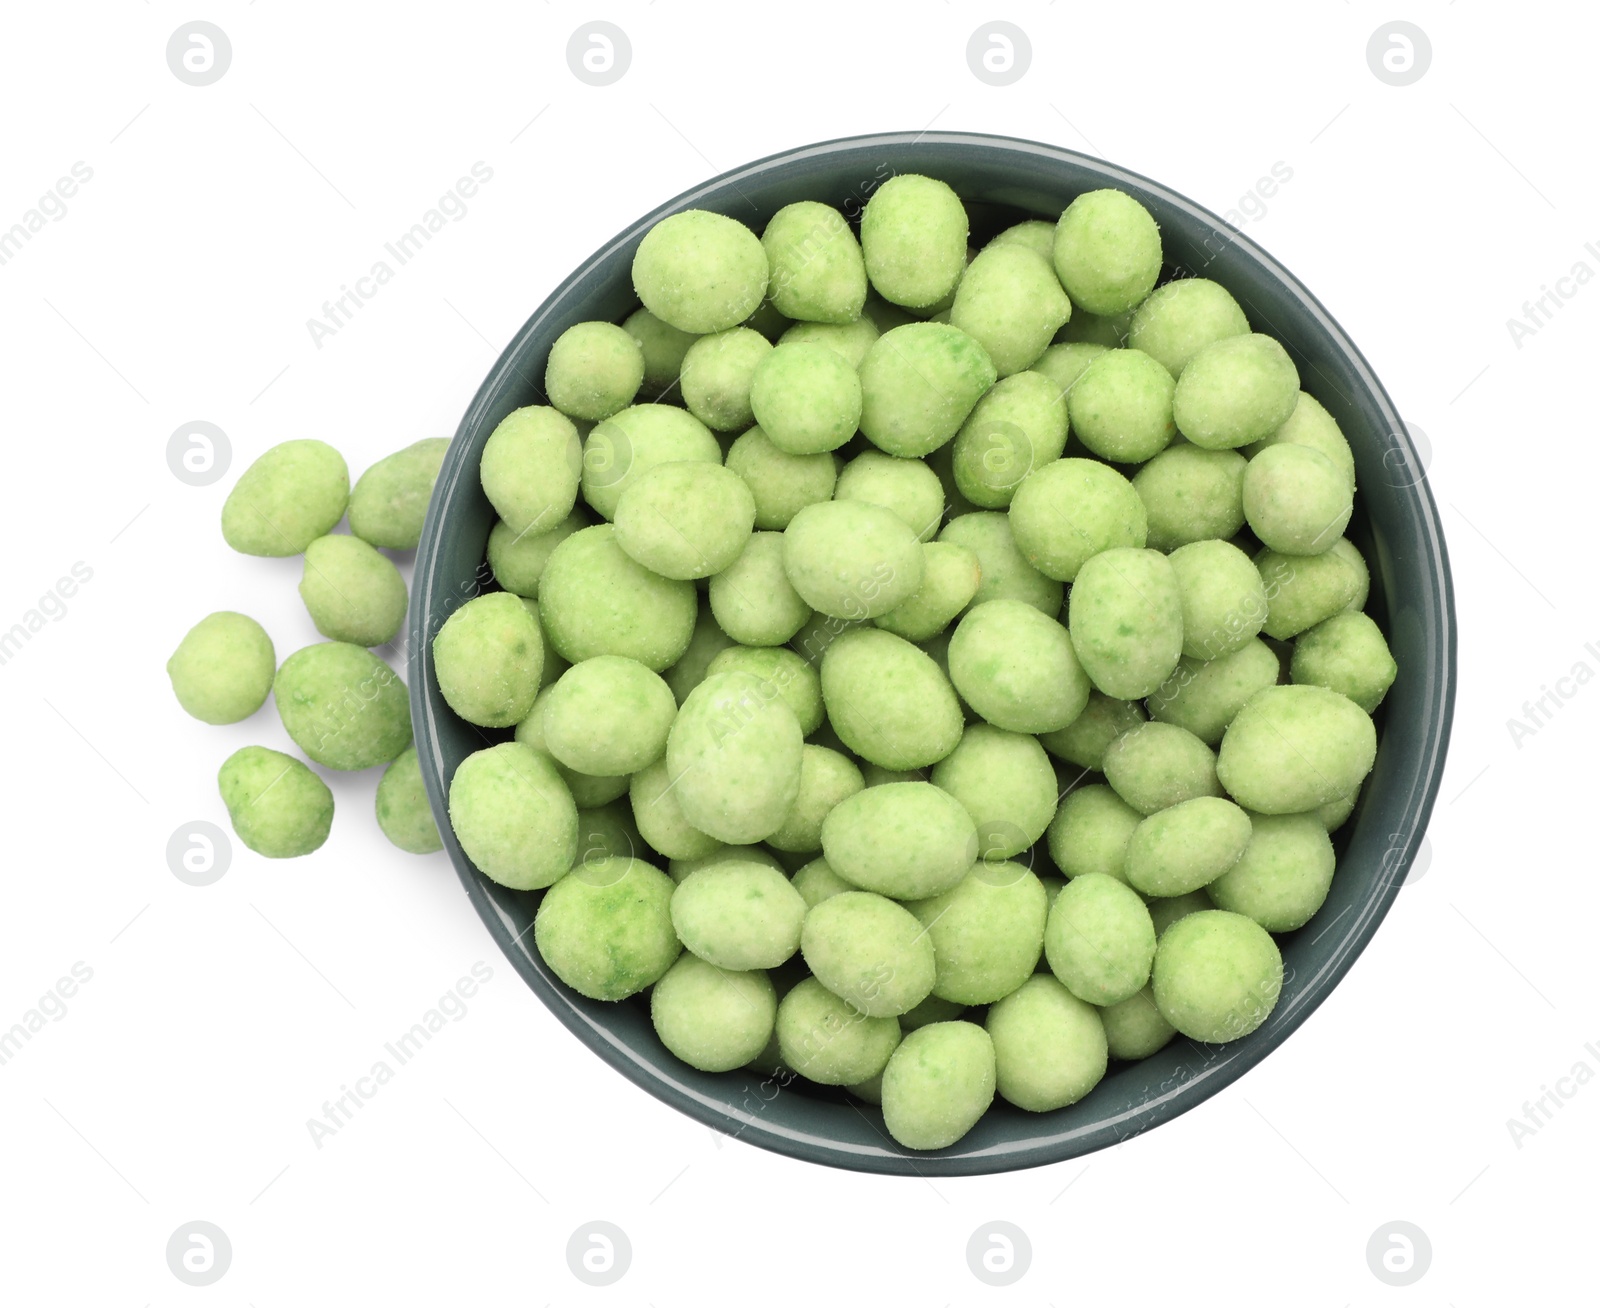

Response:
(410, 128), (1457, 1176)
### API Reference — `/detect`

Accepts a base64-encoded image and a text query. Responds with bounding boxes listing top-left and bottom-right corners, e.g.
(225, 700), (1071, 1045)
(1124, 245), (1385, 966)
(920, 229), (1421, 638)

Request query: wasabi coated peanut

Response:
(623, 308), (698, 390)
(952, 371), (1069, 508)
(858, 323), (997, 458)
(744, 298), (791, 342)
(749, 343), (862, 455)
(663, 607), (736, 706)
(1173, 334), (1300, 449)
(632, 209), (768, 334)
(881, 1021), (996, 1151)
(1066, 349), (1177, 464)
(1132, 443), (1248, 551)
(780, 315), (879, 368)
(667, 670), (804, 843)
(1124, 796), (1253, 896)
(1103, 721), (1222, 815)
(1244, 390), (1355, 490)
(449, 742), (579, 890)
(541, 655), (676, 776)
(1152, 909), (1283, 1042)
(1052, 189), (1162, 317)
(671, 861), (807, 969)
(222, 439), (349, 557)
(1008, 458), (1148, 582)
(679, 328), (771, 431)
(299, 534), (408, 647)
(1127, 278), (1250, 377)
(574, 800), (641, 866)
(724, 426), (837, 529)
(432, 591), (544, 728)
(534, 856), (681, 1000)
(899, 993), (968, 1031)
(479, 406), (582, 538)
(820, 628), (964, 769)
(1257, 541), (1366, 638)
(782, 500), (924, 620)
(986, 219), (1056, 261)
(1207, 812), (1336, 931)
(820, 781), (976, 899)
(1030, 341), (1107, 398)
(1290, 611), (1397, 712)
(168, 611), (275, 724)
(791, 856), (856, 907)
(776, 978), (901, 1084)
(1038, 691), (1146, 770)
(514, 688), (629, 808)
(1320, 788), (1360, 832)
(801, 890), (937, 1017)
(938, 512), (1062, 615)
(1044, 872), (1157, 1006)
(1099, 985), (1177, 1060)
(668, 844), (784, 883)
(1168, 539), (1267, 659)
(930, 724), (1057, 858)
(860, 174), (969, 309)
(1244, 443), (1352, 556)
(949, 244), (1071, 376)
(907, 862), (1049, 1004)
(874, 542), (981, 642)
(487, 510), (586, 599)
(834, 450), (945, 541)
(348, 437), (449, 550)
(1047, 784), (1141, 883)
(986, 974), (1109, 1111)
(1217, 684), (1377, 813)
(581, 404), (721, 521)
(613, 461), (756, 580)
(652, 954), (777, 1072)
(1062, 307), (1134, 348)
(1067, 547), (1184, 699)
(766, 745), (865, 853)
(1149, 888), (1213, 937)
(1148, 639), (1280, 745)
(544, 321), (645, 422)
(218, 745), (333, 858)
(275, 641), (411, 769)
(538, 524), (697, 669)
(707, 644), (823, 734)
(375, 744), (443, 855)
(629, 759), (721, 860)
(709, 531), (812, 645)
(762, 201), (868, 324)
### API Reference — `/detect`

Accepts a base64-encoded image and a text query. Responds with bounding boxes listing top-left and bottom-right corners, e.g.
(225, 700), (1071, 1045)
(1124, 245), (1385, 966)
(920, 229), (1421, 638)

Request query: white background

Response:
(0, 2), (1592, 1303)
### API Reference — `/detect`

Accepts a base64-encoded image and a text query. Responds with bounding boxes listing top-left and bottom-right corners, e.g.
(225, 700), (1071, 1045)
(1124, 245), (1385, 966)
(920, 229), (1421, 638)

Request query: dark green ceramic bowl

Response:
(409, 131), (1455, 1176)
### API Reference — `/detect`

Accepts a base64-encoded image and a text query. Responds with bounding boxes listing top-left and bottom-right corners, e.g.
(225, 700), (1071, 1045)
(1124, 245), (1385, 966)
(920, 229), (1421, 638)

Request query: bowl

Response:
(409, 130), (1455, 1176)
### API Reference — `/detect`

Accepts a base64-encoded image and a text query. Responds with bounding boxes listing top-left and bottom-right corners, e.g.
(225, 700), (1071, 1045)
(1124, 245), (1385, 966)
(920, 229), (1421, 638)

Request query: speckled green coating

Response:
(222, 439), (350, 557)
(766, 745), (865, 853)
(581, 404), (720, 522)
(633, 209), (768, 334)
(881, 1021), (995, 1150)
(1029, 341), (1108, 399)
(1244, 391), (1355, 490)
(667, 670), (804, 843)
(931, 724), (1056, 858)
(791, 857), (856, 907)
(535, 856), (680, 1000)
(801, 890), (936, 1017)
(545, 321), (645, 422)
(938, 512), (1062, 615)
(1173, 334), (1300, 450)
(348, 438), (448, 550)
(1048, 784), (1140, 883)
(514, 688), (630, 808)
(679, 328), (771, 432)
(776, 977), (900, 1084)
(820, 628), (964, 770)
(670, 860), (807, 970)
(1062, 308), (1134, 348)
(908, 862), (1048, 1004)
(749, 342), (862, 456)
(744, 299), (790, 342)
(763, 200), (868, 324)
(375, 744), (443, 854)
(1067, 547), (1183, 699)
(860, 174), (968, 309)
(1207, 812), (1336, 931)
(1127, 278), (1250, 378)
(725, 426), (837, 530)
(1148, 889), (1213, 937)
(432, 591), (543, 728)
(707, 645), (823, 735)
(1217, 684), (1377, 814)
(1319, 787), (1360, 832)
(1052, 189), (1162, 317)
(479, 406), (582, 538)
(1102, 721), (1221, 815)
(1132, 442), (1248, 552)
(541, 655), (676, 777)
(651, 954), (777, 1072)
(574, 801), (642, 867)
(449, 741), (578, 890)
(1243, 443), (1353, 557)
(538, 524), (697, 670)
(953, 371), (1069, 508)
(1148, 639), (1281, 746)
(950, 244), (1071, 376)
(858, 322), (997, 458)
(298, 534), (408, 647)
(821, 781), (976, 899)
(987, 974), (1109, 1111)
(834, 451), (944, 541)
(662, 606), (735, 706)
(1038, 691), (1146, 770)
(1009, 458), (1147, 583)
(1067, 348), (1177, 464)
(1257, 541), (1366, 639)
(1291, 611), (1396, 712)
(709, 531), (812, 645)
(218, 745), (333, 858)
(487, 510), (587, 598)
(168, 611), (276, 724)
(623, 308), (698, 390)
(875, 542), (981, 642)
(783, 500), (924, 621)
(1169, 539), (1267, 660)
(1044, 872), (1157, 1006)
(275, 641), (411, 769)
(779, 315), (880, 368)
(790, 611), (863, 665)
(613, 461), (755, 581)
(1152, 909), (1283, 1042)
(630, 759), (722, 860)
(1125, 796), (1252, 896)
(668, 844), (783, 883)
(1099, 985), (1176, 1060)
(987, 219), (1056, 261)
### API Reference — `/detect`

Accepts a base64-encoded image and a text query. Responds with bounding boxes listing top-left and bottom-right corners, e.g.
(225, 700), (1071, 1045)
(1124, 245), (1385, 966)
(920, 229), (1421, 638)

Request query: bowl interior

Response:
(409, 131), (1455, 1176)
